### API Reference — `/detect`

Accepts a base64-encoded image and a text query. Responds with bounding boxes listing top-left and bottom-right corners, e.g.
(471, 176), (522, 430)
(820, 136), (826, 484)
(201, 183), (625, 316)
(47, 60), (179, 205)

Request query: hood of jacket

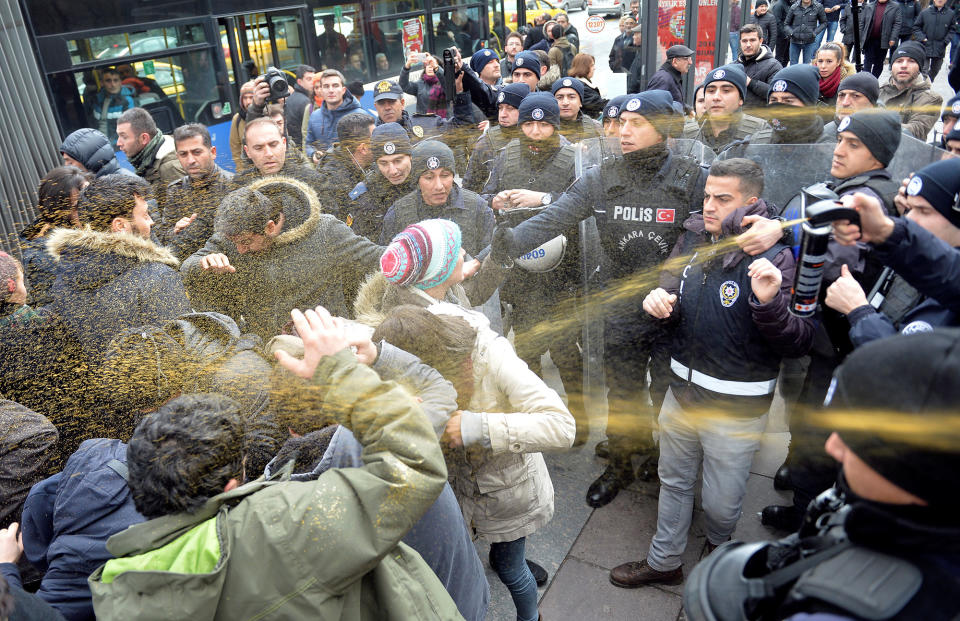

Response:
(60, 128), (121, 176)
(163, 311), (262, 370)
(682, 199), (772, 269)
(353, 271), (469, 327)
(321, 89), (362, 122)
(244, 175), (322, 247)
(46, 227), (179, 293)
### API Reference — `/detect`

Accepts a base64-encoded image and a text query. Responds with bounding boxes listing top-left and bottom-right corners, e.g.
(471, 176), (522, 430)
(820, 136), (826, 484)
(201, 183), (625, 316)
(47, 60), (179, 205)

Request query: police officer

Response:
(370, 78), (475, 143)
(764, 64), (826, 144)
(482, 93), (588, 444)
(602, 94), (633, 138)
(510, 51), (548, 93)
(347, 123), (416, 241)
(681, 65), (772, 153)
(315, 113), (376, 225)
(551, 77), (603, 143)
(381, 140), (494, 256)
(461, 48), (504, 120)
(463, 82), (530, 193)
(764, 109), (904, 532)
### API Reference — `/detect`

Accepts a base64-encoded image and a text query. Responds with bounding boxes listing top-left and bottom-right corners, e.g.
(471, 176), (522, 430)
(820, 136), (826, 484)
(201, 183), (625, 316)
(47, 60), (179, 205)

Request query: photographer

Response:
(399, 52), (450, 117)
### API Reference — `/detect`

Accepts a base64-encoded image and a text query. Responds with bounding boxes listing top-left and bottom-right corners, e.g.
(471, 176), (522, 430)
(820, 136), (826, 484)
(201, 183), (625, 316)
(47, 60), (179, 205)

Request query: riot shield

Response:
(671, 138), (717, 166)
(887, 134), (952, 186)
(716, 143), (835, 213)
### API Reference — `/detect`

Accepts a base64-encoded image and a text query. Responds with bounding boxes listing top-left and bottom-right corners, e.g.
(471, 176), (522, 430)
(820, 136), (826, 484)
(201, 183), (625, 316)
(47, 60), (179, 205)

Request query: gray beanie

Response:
(411, 140), (455, 179)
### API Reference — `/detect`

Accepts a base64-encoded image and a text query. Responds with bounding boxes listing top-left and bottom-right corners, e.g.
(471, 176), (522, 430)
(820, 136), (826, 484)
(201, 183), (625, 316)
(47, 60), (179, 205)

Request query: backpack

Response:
(558, 45), (575, 77)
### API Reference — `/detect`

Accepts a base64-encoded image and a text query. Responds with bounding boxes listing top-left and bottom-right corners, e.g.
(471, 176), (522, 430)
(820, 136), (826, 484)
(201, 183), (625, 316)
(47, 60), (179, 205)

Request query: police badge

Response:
(719, 280), (740, 307)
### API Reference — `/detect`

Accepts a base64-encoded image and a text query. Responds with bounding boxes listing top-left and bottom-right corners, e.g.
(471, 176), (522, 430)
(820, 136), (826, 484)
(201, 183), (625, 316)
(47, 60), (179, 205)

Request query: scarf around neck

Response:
(128, 130), (165, 176)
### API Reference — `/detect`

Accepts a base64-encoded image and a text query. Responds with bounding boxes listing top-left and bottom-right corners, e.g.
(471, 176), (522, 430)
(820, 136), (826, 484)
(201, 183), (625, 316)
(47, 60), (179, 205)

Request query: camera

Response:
(441, 48), (460, 101)
(262, 66), (289, 102)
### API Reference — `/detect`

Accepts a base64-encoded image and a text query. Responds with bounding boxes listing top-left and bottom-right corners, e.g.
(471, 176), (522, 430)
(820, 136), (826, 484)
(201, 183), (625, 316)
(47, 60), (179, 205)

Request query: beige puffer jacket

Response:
(353, 274), (576, 543)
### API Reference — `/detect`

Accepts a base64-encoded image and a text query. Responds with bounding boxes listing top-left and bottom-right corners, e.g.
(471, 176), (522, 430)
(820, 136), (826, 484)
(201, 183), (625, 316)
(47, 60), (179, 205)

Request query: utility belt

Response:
(670, 358), (777, 397)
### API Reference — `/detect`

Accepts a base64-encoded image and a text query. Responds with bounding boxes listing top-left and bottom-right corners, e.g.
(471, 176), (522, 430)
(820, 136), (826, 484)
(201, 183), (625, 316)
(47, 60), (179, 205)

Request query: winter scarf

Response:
(819, 65), (844, 99)
(623, 141), (669, 176)
(128, 130), (165, 177)
(424, 74), (448, 118)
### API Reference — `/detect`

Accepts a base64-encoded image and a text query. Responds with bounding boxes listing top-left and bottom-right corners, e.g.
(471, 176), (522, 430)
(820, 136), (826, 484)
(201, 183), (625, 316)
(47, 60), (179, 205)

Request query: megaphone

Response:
(789, 197), (860, 317)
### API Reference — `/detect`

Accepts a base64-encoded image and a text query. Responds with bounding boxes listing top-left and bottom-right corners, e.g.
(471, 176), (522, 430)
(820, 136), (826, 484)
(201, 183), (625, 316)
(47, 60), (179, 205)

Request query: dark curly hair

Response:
(127, 393), (245, 519)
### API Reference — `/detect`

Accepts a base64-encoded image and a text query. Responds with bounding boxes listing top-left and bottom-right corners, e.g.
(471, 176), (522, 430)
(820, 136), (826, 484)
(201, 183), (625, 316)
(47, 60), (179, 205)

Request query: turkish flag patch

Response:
(656, 208), (675, 223)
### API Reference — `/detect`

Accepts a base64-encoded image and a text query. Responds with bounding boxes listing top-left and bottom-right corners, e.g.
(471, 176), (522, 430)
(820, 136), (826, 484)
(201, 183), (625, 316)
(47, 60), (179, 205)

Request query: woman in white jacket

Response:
(364, 219), (575, 621)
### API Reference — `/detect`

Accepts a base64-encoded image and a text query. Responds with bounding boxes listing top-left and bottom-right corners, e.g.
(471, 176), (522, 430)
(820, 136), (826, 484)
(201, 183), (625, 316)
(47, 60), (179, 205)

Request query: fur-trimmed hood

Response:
(245, 175), (322, 247)
(46, 227), (179, 292)
(353, 271), (471, 328)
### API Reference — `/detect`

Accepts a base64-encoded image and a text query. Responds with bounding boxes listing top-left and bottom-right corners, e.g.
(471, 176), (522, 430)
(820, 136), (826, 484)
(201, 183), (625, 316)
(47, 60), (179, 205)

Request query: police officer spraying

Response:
(482, 93), (589, 444)
(491, 91), (788, 508)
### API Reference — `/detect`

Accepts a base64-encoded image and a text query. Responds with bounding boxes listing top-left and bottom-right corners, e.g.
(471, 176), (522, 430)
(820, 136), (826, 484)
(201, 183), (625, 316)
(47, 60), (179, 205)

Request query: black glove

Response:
(491, 225), (518, 266)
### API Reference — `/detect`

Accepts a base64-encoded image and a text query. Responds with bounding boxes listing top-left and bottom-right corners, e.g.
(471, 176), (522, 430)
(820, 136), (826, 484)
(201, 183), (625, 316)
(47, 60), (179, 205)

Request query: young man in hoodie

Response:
(736, 23), (783, 109)
(303, 69), (366, 160)
(612, 158), (813, 588)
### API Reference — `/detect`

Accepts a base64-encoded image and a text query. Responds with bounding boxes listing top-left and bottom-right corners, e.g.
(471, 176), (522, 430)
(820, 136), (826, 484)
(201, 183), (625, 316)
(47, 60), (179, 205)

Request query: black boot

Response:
(761, 504), (802, 532)
(594, 439), (610, 459)
(526, 560), (548, 587)
(586, 462), (634, 508)
(773, 465), (792, 491)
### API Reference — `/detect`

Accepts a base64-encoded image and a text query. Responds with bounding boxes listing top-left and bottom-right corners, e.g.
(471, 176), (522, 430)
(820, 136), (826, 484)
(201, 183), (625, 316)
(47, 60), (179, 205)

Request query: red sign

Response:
(695, 0), (719, 84)
(656, 208), (675, 223)
(402, 17), (423, 55)
(585, 15), (605, 33)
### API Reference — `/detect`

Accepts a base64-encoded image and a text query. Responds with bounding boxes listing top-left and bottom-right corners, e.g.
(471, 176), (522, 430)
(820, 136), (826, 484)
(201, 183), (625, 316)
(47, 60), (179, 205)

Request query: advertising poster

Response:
(695, 0), (718, 84)
(656, 0), (686, 61)
(402, 17), (423, 55)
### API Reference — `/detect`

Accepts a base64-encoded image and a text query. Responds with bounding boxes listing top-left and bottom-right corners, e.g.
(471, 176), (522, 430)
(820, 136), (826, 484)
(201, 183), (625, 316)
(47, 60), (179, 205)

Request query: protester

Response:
(567, 53), (607, 118)
(879, 41), (943, 140)
(770, 0), (794, 65)
(818, 0), (844, 45)
(547, 24), (577, 77)
(0, 522), (66, 620)
(912, 0), (956, 81)
(736, 23), (784, 109)
(0, 400), (57, 530)
(747, 0), (779, 51)
(283, 64), (316, 147)
(399, 53), (449, 116)
(815, 42), (855, 107)
(181, 177), (383, 337)
(228, 80), (255, 172)
(114, 108), (184, 191)
(609, 15), (639, 73)
(646, 45), (695, 104)
(304, 69), (366, 159)
(59, 129), (132, 179)
(858, 0), (902, 78)
(19, 166), (89, 307)
(784, 0), (828, 65)
(502, 31), (524, 76)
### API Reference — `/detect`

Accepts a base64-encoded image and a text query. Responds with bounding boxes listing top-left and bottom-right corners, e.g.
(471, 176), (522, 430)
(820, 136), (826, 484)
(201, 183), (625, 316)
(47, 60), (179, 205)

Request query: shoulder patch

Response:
(348, 182), (368, 200)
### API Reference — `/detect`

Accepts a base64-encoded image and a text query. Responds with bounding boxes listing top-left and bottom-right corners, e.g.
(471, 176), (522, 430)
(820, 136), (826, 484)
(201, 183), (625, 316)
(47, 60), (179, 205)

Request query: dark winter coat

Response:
(19, 236), (58, 307)
(749, 11), (780, 44)
(315, 145), (369, 223)
(21, 439), (144, 621)
(626, 44), (645, 92)
(0, 400), (57, 530)
(737, 45), (784, 108)
(346, 170), (419, 242)
(859, 0), (903, 47)
(912, 3), (958, 58)
(646, 62), (684, 104)
(45, 228), (191, 366)
(399, 65), (440, 114)
(380, 185), (495, 256)
(58, 128), (131, 178)
(609, 32), (635, 73)
(579, 78), (607, 118)
(772, 0), (796, 39)
(870, 217), (960, 313)
(182, 176), (384, 337)
(284, 81), (313, 147)
(896, 0), (922, 39)
(841, 1), (861, 46)
(784, 0), (829, 43)
(157, 165), (235, 260)
(0, 567), (65, 620)
(848, 295), (959, 347)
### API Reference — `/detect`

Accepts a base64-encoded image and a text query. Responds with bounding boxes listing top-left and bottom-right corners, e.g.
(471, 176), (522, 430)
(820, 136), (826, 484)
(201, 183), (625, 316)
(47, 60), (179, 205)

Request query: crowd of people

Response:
(1, 3), (959, 620)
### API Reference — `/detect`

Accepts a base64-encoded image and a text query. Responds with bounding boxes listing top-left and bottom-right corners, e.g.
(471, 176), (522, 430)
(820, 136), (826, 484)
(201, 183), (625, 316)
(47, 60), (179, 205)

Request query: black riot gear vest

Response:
(594, 151), (704, 279)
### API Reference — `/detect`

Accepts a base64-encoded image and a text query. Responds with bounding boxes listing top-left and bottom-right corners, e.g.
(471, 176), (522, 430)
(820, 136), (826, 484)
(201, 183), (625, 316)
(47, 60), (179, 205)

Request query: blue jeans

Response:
(815, 21), (839, 47)
(489, 538), (538, 621)
(789, 41), (818, 65)
(647, 388), (768, 571)
(729, 32), (740, 61)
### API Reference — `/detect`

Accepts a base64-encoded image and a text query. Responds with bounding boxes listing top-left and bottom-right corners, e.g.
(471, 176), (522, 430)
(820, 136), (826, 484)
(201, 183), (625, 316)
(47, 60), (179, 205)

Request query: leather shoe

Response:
(761, 504), (802, 532)
(526, 559), (548, 587)
(609, 559), (683, 588)
(586, 464), (633, 508)
(594, 439), (609, 459)
(773, 465), (792, 491)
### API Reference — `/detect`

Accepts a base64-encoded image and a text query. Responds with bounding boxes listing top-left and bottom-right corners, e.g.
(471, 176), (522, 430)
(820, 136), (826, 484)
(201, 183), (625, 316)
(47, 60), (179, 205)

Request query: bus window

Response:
(67, 24), (206, 66)
(58, 48), (223, 142)
(232, 12), (307, 77)
(370, 0), (424, 18)
(313, 6), (360, 73)
(433, 6), (485, 57)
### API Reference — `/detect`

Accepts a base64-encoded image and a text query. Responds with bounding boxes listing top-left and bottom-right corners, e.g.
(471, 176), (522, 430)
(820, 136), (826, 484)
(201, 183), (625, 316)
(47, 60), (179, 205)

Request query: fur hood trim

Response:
(353, 272), (391, 327)
(246, 175), (322, 247)
(46, 227), (179, 267)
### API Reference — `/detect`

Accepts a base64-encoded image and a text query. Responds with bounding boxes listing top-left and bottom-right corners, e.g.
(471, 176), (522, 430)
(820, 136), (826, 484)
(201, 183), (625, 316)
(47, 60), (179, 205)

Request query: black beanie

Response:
(619, 90), (677, 138)
(837, 71), (880, 105)
(905, 158), (960, 228)
(497, 82), (531, 110)
(826, 329), (960, 514)
(518, 93), (560, 127)
(892, 41), (926, 68)
(410, 140), (455, 179)
(767, 64), (820, 106)
(943, 94), (960, 120)
(603, 94), (632, 119)
(835, 109), (901, 168)
(703, 64), (747, 101)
